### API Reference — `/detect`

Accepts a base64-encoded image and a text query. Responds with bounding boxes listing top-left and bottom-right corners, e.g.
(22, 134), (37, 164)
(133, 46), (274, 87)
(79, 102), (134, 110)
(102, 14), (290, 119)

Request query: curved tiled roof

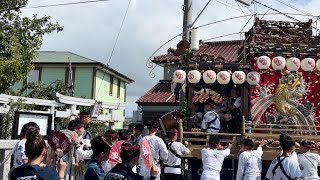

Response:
(136, 80), (223, 104)
(153, 40), (243, 63)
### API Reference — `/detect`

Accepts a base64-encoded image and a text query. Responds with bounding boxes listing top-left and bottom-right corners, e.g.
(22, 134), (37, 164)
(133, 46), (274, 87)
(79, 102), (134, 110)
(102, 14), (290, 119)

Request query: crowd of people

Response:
(192, 87), (242, 134)
(9, 112), (320, 180)
(200, 134), (320, 180)
(10, 118), (190, 180)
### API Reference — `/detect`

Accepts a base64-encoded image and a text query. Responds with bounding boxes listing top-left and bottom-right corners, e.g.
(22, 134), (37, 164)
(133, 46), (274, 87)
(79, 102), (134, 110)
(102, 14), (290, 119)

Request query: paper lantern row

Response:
(173, 70), (260, 85)
(257, 56), (319, 72)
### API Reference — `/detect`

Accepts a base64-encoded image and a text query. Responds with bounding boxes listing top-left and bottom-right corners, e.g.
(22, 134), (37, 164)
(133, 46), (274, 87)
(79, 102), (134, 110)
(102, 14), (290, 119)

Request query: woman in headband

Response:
(201, 135), (232, 180)
(297, 139), (320, 179)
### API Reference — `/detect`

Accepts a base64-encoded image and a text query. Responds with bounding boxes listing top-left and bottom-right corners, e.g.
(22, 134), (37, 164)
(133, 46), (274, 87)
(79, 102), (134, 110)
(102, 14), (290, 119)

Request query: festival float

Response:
(159, 18), (320, 179)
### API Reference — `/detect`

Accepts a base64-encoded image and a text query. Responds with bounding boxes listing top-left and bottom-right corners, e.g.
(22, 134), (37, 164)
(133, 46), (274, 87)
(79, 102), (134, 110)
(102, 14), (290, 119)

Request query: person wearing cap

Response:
(133, 124), (144, 143)
(201, 99), (220, 133)
(297, 139), (320, 179)
(201, 135), (232, 180)
(85, 135), (112, 180)
(138, 120), (168, 180)
(266, 135), (301, 180)
(163, 129), (190, 180)
(105, 141), (159, 180)
(236, 138), (266, 180)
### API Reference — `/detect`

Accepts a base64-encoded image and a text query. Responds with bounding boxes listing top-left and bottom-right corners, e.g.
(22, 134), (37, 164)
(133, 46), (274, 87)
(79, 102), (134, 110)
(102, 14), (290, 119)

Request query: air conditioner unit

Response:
(236, 0), (253, 6)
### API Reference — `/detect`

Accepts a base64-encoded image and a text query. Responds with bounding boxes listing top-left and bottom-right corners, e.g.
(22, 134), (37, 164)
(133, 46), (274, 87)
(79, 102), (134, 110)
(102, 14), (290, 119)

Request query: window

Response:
(109, 76), (114, 96)
(117, 80), (121, 98)
(27, 69), (41, 83)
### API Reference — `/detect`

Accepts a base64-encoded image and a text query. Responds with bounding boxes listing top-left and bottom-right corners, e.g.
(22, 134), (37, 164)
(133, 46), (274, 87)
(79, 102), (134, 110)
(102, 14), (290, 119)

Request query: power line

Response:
(24, 0), (111, 9)
(212, 0), (243, 12)
(236, 1), (253, 26)
(253, 0), (300, 22)
(106, 0), (131, 66)
(274, 0), (312, 16)
(96, 0), (131, 95)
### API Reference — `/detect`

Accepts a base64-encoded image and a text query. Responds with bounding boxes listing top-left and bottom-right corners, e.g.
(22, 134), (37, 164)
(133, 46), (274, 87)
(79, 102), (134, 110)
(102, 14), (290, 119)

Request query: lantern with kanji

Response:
(187, 70), (201, 83)
(301, 58), (315, 72)
(286, 57), (300, 71)
(257, 56), (271, 70)
(203, 70), (216, 84)
(217, 71), (231, 84)
(272, 56), (286, 70)
(316, 59), (320, 71)
(173, 70), (186, 83)
(246, 71), (260, 85)
(232, 71), (246, 84)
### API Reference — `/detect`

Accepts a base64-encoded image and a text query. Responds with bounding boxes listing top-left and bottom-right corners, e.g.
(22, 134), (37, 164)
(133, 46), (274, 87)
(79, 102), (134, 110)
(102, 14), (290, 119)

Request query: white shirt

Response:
(139, 135), (168, 180)
(201, 111), (220, 133)
(164, 141), (190, 174)
(236, 147), (263, 180)
(297, 153), (320, 180)
(201, 148), (230, 180)
(76, 148), (93, 161)
(266, 156), (302, 180)
(13, 139), (27, 168)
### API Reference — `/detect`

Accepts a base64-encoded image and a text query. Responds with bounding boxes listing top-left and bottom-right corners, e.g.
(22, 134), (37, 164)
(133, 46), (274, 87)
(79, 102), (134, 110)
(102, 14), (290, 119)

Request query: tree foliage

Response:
(0, 0), (63, 93)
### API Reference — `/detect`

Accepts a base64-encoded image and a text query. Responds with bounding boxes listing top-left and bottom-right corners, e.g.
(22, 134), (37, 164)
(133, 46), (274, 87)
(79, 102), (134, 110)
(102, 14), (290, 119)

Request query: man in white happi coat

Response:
(201, 135), (232, 180)
(236, 138), (266, 180)
(297, 139), (320, 180)
(138, 120), (168, 180)
(266, 135), (301, 180)
(201, 99), (220, 133)
(163, 129), (190, 180)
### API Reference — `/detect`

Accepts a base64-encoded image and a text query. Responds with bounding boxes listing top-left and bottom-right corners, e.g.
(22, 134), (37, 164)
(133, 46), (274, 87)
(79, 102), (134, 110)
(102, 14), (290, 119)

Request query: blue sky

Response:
(22, 0), (319, 117)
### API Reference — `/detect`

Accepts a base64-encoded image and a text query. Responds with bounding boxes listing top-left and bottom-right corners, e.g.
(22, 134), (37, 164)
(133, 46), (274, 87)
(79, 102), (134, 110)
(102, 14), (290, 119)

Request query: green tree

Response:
(0, 0), (63, 93)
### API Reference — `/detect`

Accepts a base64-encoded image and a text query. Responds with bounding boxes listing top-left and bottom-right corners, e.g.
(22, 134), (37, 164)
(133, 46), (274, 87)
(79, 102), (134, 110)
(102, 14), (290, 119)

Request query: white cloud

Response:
(22, 0), (319, 117)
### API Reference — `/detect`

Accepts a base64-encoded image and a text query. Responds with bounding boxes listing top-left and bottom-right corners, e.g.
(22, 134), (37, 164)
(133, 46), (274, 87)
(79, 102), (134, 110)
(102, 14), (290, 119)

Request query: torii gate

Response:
(0, 92), (128, 130)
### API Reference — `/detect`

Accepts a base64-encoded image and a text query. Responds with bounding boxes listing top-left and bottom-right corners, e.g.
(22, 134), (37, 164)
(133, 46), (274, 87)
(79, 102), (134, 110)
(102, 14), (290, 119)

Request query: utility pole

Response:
(180, 0), (192, 128)
(182, 0), (192, 41)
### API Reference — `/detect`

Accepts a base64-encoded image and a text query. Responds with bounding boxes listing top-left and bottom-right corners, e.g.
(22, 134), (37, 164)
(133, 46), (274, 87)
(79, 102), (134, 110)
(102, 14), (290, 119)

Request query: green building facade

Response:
(12, 51), (133, 129)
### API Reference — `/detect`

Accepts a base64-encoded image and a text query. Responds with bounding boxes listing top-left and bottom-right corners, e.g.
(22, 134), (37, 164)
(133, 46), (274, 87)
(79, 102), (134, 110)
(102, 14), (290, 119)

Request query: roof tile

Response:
(137, 80), (223, 104)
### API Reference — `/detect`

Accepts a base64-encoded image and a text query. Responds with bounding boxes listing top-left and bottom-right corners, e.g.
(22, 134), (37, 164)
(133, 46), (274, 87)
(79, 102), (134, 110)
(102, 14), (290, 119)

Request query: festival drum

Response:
(159, 110), (182, 135)
(48, 129), (76, 158)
